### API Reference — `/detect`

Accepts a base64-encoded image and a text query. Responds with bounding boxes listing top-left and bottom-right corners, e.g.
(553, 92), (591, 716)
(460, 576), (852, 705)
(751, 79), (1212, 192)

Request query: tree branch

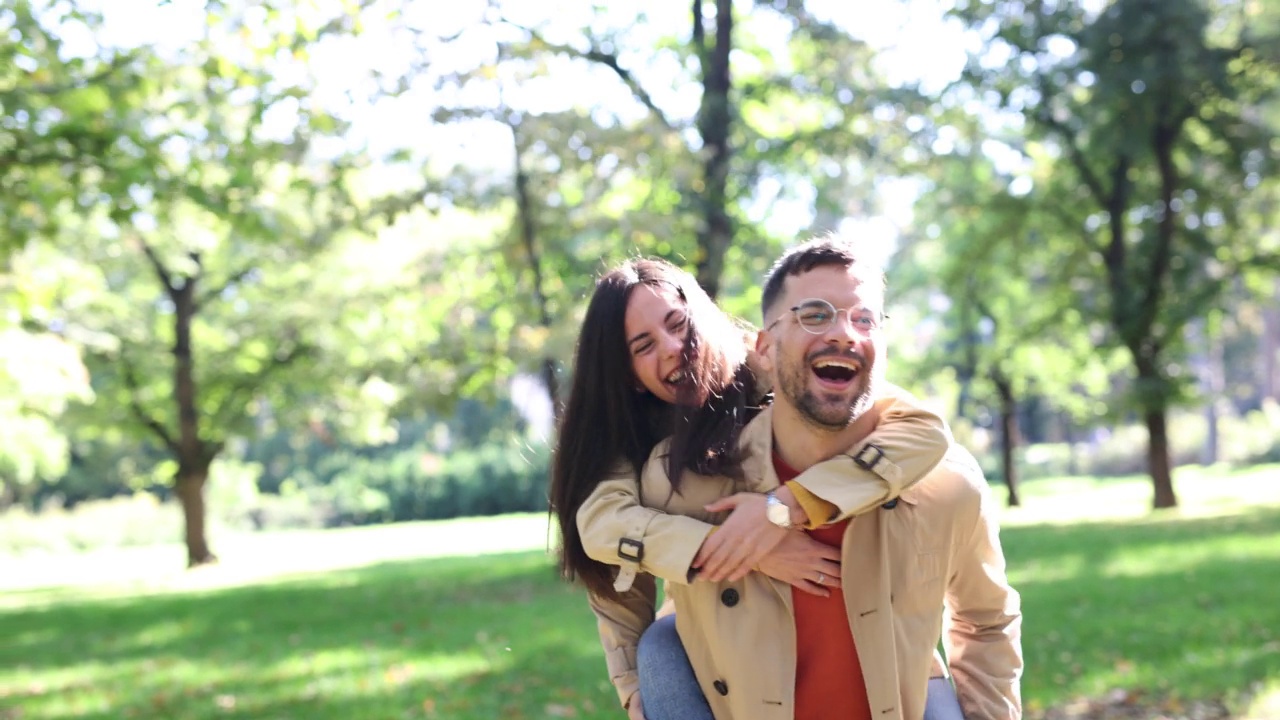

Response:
(1034, 77), (1109, 206)
(134, 235), (177, 296)
(196, 265), (256, 310)
(120, 355), (179, 454)
(692, 0), (706, 57)
(212, 338), (316, 431)
(512, 25), (676, 131)
(17, 52), (140, 96)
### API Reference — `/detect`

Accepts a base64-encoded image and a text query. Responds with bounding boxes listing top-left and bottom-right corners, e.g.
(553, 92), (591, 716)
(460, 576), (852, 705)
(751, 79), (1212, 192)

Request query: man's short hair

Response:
(760, 233), (887, 319)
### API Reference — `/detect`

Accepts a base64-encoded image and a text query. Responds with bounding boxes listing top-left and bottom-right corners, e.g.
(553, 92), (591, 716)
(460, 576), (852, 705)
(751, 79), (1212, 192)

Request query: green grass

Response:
(2, 465), (1279, 719)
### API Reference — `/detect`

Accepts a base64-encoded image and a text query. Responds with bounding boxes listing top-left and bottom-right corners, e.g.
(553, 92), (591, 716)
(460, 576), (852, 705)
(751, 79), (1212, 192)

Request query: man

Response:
(632, 236), (1022, 719)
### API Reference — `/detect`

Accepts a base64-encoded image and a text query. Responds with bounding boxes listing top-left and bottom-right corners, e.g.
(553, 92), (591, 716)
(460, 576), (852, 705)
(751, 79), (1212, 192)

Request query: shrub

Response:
(273, 439), (551, 527)
(0, 494), (184, 554)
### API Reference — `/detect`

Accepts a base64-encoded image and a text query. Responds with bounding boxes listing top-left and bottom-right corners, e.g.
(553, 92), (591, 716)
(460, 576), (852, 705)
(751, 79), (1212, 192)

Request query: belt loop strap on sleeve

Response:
(612, 517), (655, 593)
(853, 442), (903, 485)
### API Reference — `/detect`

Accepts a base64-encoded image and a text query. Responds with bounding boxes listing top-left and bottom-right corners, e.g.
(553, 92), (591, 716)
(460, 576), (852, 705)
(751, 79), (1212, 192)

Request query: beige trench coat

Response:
(579, 398), (1022, 720)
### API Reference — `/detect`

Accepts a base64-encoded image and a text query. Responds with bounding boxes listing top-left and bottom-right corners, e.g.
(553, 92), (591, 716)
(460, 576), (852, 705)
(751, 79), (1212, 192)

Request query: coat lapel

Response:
(843, 506), (902, 718)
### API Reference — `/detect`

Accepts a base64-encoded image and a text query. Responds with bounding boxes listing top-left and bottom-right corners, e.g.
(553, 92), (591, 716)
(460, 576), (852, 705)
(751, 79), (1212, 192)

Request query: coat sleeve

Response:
(577, 460), (717, 592)
(789, 386), (952, 525)
(942, 451), (1024, 720)
(589, 574), (659, 709)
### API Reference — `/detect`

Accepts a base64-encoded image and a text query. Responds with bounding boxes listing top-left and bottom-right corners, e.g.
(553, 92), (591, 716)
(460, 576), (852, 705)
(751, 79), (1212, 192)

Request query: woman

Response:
(550, 258), (950, 719)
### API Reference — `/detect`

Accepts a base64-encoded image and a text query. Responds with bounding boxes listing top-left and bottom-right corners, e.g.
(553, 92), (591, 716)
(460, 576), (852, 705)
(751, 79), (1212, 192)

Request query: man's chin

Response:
(804, 390), (874, 428)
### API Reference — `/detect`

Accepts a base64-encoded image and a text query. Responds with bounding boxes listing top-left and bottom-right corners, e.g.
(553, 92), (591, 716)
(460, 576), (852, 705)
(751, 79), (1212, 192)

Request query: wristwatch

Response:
(765, 490), (793, 528)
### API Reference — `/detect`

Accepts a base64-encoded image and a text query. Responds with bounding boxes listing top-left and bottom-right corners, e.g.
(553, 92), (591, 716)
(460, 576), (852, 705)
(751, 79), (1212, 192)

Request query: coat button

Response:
(713, 679), (729, 696)
(720, 588), (739, 607)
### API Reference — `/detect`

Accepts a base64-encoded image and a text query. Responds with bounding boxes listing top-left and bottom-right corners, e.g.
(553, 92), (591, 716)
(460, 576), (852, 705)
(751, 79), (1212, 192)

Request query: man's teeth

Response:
(813, 359), (861, 371)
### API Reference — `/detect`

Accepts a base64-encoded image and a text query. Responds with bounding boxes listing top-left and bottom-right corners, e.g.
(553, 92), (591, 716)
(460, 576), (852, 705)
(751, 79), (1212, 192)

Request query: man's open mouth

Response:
(811, 357), (862, 386)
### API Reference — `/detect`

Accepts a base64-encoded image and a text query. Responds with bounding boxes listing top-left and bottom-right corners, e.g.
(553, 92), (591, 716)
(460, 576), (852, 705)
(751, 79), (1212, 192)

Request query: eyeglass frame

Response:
(764, 298), (888, 335)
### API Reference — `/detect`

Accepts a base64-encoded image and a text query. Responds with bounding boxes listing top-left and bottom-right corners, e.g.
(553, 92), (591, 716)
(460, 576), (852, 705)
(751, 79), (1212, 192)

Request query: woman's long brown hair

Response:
(549, 258), (755, 601)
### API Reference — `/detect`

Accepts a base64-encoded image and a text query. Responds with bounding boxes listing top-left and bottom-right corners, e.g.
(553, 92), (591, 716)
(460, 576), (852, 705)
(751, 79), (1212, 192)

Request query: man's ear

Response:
(753, 330), (774, 374)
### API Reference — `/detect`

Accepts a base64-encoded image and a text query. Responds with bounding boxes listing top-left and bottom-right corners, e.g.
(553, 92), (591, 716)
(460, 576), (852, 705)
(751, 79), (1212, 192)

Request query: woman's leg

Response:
(636, 615), (714, 720)
(923, 676), (966, 720)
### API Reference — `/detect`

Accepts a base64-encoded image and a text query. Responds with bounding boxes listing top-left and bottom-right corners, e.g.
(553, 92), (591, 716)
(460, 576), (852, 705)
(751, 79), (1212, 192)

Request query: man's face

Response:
(757, 264), (884, 431)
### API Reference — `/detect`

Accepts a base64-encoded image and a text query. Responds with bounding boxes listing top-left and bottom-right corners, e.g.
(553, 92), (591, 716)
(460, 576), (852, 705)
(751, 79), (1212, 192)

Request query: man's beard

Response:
(776, 349), (875, 431)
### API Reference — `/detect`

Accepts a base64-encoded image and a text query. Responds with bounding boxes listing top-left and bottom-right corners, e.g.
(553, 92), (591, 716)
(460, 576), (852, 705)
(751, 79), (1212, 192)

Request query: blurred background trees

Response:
(3, 0), (1278, 564)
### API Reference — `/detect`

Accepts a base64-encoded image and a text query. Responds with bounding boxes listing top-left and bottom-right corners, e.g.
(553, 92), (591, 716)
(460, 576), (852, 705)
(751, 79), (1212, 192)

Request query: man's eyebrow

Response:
(627, 310), (681, 349)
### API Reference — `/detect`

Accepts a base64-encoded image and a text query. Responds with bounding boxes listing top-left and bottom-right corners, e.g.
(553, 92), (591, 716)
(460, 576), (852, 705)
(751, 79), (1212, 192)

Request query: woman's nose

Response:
(661, 331), (683, 357)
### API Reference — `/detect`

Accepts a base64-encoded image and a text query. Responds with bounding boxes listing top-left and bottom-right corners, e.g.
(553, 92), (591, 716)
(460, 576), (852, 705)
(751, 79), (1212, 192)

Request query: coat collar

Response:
(737, 406), (780, 494)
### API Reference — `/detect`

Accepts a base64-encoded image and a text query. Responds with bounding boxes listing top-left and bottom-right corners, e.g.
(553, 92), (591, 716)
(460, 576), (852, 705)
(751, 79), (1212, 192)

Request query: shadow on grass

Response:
(1000, 504), (1280, 562)
(1003, 505), (1280, 711)
(1, 550), (623, 720)
(3, 506), (1279, 719)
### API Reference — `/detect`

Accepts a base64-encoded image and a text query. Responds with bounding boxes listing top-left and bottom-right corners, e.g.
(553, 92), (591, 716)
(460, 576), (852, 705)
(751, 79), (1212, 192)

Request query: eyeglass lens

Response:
(793, 299), (881, 333)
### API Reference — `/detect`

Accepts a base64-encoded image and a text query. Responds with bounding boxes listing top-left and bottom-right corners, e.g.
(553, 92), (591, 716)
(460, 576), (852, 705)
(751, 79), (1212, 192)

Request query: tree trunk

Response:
(1204, 321), (1224, 465)
(1144, 122), (1180, 509)
(692, 0), (734, 299)
(541, 357), (561, 423)
(1062, 414), (1080, 477)
(511, 125), (562, 421)
(137, 242), (220, 567)
(1144, 407), (1177, 509)
(173, 267), (219, 564)
(992, 372), (1020, 507)
(1263, 278), (1280, 402)
(176, 464), (217, 566)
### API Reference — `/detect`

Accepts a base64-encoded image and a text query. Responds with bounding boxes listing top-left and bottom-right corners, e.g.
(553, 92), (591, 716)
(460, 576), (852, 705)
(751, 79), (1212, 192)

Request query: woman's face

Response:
(624, 283), (689, 404)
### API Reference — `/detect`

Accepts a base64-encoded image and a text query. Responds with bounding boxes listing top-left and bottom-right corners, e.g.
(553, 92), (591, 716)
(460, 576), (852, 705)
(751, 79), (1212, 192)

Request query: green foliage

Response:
(286, 440), (550, 527)
(0, 1), (155, 259)
(946, 0), (1280, 408)
(4, 0), (1280, 555)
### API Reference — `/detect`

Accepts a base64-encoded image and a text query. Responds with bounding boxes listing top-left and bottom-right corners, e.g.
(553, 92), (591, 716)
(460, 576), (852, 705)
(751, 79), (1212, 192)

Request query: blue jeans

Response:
(637, 615), (965, 720)
(636, 615), (714, 720)
(924, 676), (966, 720)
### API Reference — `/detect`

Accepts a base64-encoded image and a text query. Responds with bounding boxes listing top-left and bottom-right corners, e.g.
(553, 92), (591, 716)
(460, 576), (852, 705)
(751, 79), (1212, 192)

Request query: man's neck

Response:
(770, 398), (881, 473)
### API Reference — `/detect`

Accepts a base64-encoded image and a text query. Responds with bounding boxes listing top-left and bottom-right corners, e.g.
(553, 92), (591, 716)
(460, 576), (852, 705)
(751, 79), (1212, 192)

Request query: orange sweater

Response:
(774, 453), (872, 720)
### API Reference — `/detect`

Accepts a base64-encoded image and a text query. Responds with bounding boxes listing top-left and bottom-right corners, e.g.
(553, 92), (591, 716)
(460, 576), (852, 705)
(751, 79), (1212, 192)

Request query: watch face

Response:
(767, 498), (790, 526)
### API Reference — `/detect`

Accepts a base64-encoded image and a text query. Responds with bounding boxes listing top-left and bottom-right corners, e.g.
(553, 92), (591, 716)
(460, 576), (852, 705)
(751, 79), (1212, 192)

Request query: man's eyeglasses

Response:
(765, 298), (886, 335)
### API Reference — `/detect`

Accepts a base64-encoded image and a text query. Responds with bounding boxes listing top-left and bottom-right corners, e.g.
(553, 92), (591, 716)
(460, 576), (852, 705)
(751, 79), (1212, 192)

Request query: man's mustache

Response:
(804, 348), (868, 366)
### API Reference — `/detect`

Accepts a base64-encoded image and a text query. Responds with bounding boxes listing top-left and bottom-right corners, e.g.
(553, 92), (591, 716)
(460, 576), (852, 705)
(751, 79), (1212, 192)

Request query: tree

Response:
(952, 0), (1280, 508)
(893, 118), (1120, 506)
(0, 1), (149, 506)
(29, 0), (412, 565)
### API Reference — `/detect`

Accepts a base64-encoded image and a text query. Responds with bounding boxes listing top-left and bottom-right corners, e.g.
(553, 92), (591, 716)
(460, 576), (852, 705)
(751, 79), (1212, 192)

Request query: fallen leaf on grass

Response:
(544, 703), (578, 717)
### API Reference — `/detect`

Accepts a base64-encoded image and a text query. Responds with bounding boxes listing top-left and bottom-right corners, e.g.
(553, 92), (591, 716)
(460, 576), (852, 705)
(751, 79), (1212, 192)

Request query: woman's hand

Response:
(755, 530), (842, 597)
(626, 693), (646, 720)
(693, 493), (789, 582)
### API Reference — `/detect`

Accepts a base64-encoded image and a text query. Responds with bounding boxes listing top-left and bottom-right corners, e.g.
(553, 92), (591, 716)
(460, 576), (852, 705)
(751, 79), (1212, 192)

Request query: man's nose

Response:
(823, 313), (861, 345)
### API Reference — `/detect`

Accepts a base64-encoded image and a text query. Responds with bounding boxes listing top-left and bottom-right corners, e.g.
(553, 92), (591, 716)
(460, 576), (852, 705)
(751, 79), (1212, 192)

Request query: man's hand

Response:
(756, 530), (842, 597)
(694, 493), (789, 582)
(626, 692), (646, 720)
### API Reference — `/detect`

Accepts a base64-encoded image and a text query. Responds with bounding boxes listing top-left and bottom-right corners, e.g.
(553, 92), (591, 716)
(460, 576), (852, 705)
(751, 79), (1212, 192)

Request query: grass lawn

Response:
(2, 464), (1278, 719)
